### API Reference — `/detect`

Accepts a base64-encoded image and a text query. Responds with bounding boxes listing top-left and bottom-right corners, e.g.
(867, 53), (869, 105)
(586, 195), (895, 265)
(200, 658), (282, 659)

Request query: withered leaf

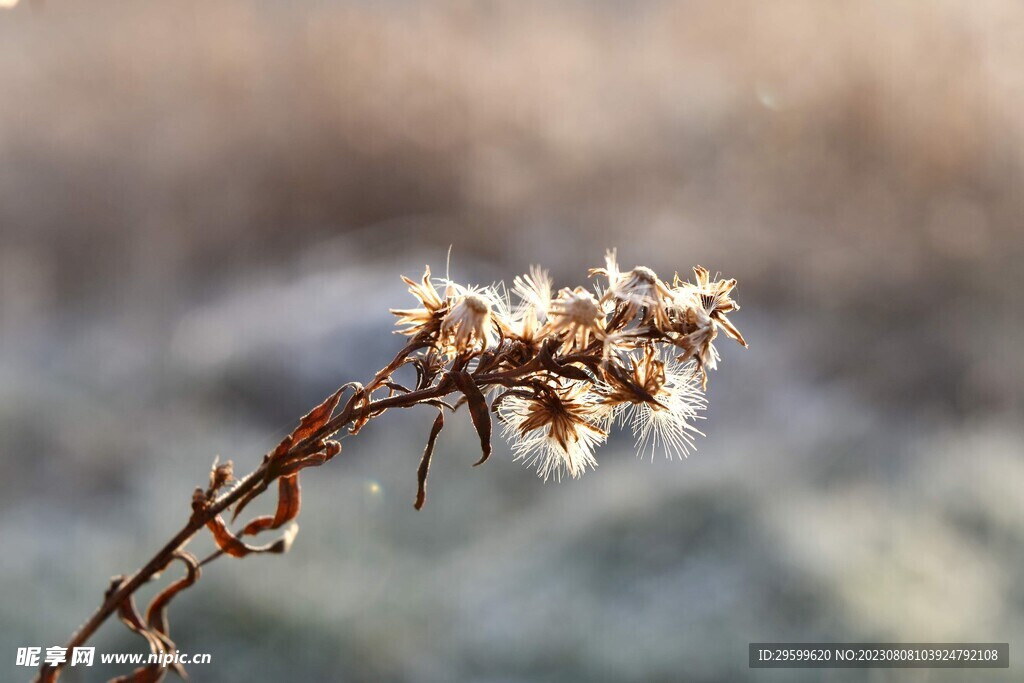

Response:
(111, 590), (178, 683)
(452, 371), (492, 466)
(411, 351), (445, 390)
(146, 553), (201, 638)
(117, 594), (165, 656)
(271, 473), (301, 527)
(207, 515), (299, 558)
(414, 410), (445, 510)
(277, 440), (341, 477)
(323, 439), (342, 460)
(240, 516), (274, 537)
(206, 516), (252, 558)
(240, 474), (301, 536)
(268, 434), (293, 462)
(234, 432), (335, 523)
(290, 387), (344, 444)
(140, 554), (199, 680)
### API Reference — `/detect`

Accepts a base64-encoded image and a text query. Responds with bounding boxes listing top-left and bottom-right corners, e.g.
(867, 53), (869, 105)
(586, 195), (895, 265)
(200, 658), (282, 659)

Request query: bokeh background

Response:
(2, 1), (1023, 681)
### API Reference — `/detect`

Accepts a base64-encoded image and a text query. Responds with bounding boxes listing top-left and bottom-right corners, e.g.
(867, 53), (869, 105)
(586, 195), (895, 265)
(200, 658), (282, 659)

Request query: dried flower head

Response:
(440, 285), (497, 355)
(599, 327), (647, 361)
(386, 253), (745, 477)
(495, 267), (552, 351)
(390, 266), (447, 338)
(546, 286), (605, 354)
(679, 265), (747, 347)
(600, 344), (670, 407)
(609, 348), (707, 460)
(499, 381), (609, 481)
(500, 301), (544, 351)
(590, 249), (673, 326)
(594, 345), (706, 459)
(661, 266), (748, 388)
(512, 265), (553, 322)
(207, 457), (235, 495)
(667, 298), (718, 387)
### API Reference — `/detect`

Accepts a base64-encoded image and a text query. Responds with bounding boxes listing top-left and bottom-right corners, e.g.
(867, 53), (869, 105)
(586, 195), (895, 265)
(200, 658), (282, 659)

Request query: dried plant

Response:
(34, 251), (747, 682)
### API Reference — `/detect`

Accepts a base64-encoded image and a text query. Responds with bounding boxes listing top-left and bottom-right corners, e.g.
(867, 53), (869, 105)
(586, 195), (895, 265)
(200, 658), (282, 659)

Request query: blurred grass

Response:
(1, 1), (1023, 681)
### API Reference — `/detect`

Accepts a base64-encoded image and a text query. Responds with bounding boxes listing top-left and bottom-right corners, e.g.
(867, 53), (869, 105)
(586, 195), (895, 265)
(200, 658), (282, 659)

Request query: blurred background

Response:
(2, 1), (1022, 681)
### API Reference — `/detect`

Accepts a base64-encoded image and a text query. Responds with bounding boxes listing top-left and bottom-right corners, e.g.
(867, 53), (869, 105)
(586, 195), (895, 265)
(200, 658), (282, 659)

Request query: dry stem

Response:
(34, 256), (746, 682)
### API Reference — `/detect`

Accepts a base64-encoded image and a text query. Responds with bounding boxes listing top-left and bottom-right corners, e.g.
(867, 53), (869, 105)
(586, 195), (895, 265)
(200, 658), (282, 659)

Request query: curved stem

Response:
(34, 347), (551, 683)
(33, 380), (450, 683)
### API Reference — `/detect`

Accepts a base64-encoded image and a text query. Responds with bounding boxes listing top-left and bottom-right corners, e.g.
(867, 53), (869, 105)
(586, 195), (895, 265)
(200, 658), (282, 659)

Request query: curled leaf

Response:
(414, 411), (445, 510)
(207, 516), (299, 558)
(240, 474), (301, 536)
(206, 516), (254, 558)
(452, 371), (492, 466)
(234, 433), (338, 523)
(323, 439), (342, 460)
(270, 523), (299, 554)
(111, 583), (178, 683)
(272, 474), (301, 527)
(146, 552), (201, 647)
(411, 350), (445, 390)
